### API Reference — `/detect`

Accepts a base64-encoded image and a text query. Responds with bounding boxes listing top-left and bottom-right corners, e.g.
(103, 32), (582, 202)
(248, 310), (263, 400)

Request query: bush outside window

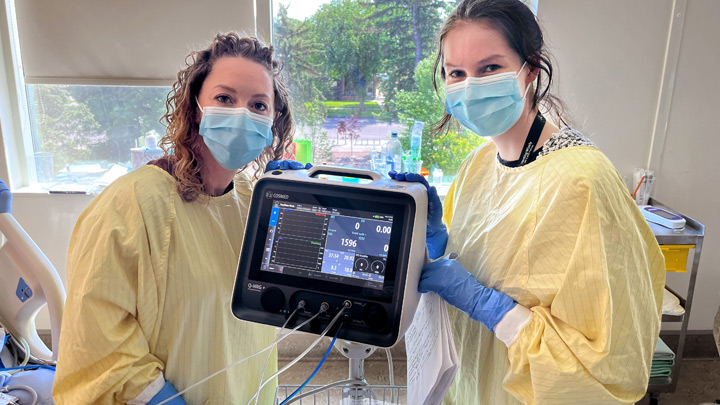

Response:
(27, 85), (168, 191)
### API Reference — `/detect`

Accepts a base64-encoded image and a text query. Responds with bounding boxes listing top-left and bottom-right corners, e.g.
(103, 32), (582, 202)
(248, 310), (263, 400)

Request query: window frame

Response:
(0, 0), (34, 189)
(0, 0), (273, 192)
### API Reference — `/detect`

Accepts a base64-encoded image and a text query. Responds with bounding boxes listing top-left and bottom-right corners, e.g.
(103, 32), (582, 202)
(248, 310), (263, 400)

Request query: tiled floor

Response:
(279, 359), (720, 405)
(38, 330), (720, 404)
(277, 333), (720, 405)
(640, 359), (720, 405)
(636, 334), (720, 405)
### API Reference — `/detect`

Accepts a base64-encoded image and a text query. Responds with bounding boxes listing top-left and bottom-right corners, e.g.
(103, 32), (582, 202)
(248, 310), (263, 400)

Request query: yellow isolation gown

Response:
(442, 142), (665, 404)
(53, 165), (277, 404)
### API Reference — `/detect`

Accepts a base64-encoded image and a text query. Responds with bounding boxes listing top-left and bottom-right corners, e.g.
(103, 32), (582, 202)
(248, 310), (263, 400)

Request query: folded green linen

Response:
(653, 337), (675, 361)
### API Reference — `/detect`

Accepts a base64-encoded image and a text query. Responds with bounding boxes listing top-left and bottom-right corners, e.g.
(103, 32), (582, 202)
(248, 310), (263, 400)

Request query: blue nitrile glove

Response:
(148, 381), (186, 405)
(419, 257), (517, 332)
(0, 178), (11, 214)
(265, 160), (313, 172)
(388, 171), (448, 259)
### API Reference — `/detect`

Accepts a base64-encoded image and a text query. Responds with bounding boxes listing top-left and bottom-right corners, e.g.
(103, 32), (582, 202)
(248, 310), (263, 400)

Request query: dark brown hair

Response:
(159, 33), (294, 202)
(432, 0), (568, 134)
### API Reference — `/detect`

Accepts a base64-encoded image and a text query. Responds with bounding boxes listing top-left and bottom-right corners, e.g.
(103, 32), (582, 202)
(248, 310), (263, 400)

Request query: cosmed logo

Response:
(265, 191), (289, 200)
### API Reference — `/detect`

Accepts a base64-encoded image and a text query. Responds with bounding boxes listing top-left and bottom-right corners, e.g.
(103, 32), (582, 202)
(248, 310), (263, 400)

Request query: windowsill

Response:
(12, 179), (453, 198)
(14, 163), (131, 195)
(434, 183), (451, 200)
(12, 184), (96, 196)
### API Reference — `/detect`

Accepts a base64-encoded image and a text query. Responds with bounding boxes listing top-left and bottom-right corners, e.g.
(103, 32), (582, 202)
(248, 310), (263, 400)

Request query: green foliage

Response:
(68, 86), (167, 162)
(311, 0), (382, 111)
(294, 99), (334, 163)
(274, 0), (450, 126)
(325, 109), (377, 118)
(372, 0), (450, 107)
(31, 85), (106, 171)
(390, 56), (443, 124)
(322, 101), (380, 108)
(425, 130), (484, 174)
(274, 4), (330, 108)
(321, 101), (382, 117)
(389, 56), (485, 173)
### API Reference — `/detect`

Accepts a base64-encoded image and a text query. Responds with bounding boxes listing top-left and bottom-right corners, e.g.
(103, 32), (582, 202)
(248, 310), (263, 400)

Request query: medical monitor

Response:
(260, 200), (392, 290)
(232, 167), (427, 347)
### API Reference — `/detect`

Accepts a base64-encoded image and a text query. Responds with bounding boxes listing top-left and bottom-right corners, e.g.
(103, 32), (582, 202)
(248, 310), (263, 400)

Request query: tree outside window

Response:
(275, 0), (484, 182)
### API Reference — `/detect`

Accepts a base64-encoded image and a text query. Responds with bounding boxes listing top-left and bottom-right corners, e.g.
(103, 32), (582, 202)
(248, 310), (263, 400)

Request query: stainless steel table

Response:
(646, 198), (705, 400)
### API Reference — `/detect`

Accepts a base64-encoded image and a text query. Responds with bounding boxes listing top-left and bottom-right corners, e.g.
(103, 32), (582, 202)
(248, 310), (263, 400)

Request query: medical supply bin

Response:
(659, 244), (693, 272)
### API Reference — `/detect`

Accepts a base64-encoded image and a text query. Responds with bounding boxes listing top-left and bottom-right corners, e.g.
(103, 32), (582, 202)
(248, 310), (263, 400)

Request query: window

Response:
(2, 0), (263, 192)
(273, 0), (486, 190)
(3, 0), (538, 192)
(26, 85), (169, 192)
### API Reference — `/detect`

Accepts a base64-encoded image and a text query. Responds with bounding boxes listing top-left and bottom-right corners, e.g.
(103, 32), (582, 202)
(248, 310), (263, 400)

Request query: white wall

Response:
(11, 193), (93, 328)
(539, 0), (673, 180)
(653, 0), (720, 332)
(4, 0), (719, 332)
(540, 0), (719, 331)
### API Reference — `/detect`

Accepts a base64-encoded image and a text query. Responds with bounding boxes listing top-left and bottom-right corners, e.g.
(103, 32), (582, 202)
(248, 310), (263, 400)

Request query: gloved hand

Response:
(148, 381), (186, 405)
(265, 160), (313, 172)
(419, 257), (517, 332)
(0, 178), (11, 214)
(388, 171), (448, 259)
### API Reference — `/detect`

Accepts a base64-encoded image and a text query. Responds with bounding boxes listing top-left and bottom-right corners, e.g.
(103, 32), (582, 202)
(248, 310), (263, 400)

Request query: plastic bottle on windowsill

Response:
(385, 131), (403, 173)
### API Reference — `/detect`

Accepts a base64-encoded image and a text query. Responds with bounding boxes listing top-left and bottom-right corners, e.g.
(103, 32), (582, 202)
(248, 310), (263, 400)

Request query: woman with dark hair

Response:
(53, 33), (295, 404)
(394, 0), (665, 403)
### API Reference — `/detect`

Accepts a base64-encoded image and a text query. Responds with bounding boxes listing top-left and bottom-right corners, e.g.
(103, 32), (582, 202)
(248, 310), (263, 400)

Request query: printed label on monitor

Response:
(260, 200), (392, 289)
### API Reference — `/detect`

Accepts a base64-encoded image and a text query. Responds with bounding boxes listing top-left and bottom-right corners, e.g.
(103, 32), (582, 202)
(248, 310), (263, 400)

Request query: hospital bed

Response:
(0, 178), (65, 404)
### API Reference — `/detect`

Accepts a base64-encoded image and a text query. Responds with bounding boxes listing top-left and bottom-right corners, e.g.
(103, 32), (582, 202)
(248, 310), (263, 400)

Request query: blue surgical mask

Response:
(197, 103), (274, 170)
(445, 62), (530, 137)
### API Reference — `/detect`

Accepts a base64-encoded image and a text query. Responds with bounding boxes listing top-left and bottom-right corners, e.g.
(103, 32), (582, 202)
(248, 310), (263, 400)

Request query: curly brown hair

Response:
(158, 33), (294, 202)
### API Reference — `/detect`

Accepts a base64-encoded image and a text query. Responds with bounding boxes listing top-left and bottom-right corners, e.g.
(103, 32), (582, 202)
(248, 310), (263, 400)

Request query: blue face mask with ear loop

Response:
(197, 99), (274, 171)
(445, 62), (531, 137)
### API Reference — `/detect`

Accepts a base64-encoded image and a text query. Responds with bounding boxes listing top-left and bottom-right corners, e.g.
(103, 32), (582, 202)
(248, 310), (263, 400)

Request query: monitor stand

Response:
(281, 339), (403, 404)
(334, 340), (377, 403)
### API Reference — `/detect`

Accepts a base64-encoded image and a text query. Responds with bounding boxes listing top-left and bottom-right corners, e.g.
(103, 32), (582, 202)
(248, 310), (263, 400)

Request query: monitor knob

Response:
(362, 303), (388, 331)
(260, 287), (285, 313)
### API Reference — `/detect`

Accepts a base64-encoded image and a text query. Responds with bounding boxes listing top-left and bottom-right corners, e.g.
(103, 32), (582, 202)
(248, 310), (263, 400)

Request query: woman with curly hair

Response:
(53, 33), (295, 404)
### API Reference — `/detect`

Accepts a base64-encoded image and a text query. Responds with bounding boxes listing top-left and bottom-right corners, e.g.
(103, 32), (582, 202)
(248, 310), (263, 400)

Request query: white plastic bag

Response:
(662, 288), (685, 316)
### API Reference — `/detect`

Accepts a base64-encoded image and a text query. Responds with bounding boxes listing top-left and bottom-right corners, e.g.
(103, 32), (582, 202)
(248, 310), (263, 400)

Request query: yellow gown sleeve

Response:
(442, 145), (478, 229)
(442, 177), (458, 229)
(53, 182), (166, 404)
(503, 162), (665, 404)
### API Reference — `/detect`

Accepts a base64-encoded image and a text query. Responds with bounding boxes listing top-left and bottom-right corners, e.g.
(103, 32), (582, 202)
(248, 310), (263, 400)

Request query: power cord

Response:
(0, 384), (38, 405)
(0, 334), (9, 369)
(245, 301), (349, 405)
(0, 365), (55, 373)
(18, 338), (29, 367)
(385, 348), (395, 404)
(253, 300), (306, 405)
(280, 320), (344, 405)
(156, 304), (324, 405)
(4, 336), (30, 370)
